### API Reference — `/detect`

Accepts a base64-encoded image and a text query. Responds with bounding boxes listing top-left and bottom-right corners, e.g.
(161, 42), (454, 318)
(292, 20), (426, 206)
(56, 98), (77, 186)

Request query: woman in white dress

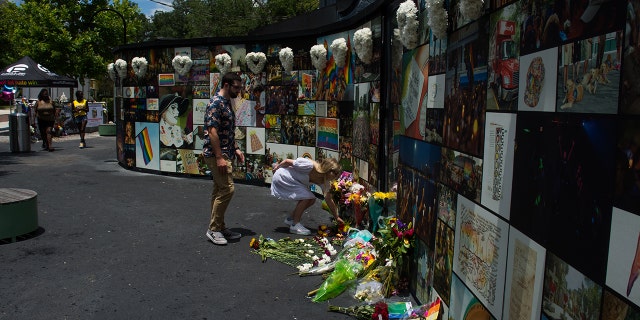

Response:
(271, 157), (343, 235)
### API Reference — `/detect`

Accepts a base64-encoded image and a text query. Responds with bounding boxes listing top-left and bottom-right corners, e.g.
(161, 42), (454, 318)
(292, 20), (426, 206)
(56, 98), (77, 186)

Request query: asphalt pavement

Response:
(0, 130), (371, 319)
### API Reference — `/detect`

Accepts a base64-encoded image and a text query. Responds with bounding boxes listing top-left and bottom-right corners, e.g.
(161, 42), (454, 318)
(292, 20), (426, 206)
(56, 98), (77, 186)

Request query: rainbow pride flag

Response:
(137, 127), (153, 165)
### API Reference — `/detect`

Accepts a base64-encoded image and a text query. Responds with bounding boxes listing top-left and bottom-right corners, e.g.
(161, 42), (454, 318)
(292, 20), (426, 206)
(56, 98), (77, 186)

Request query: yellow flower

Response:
(249, 237), (259, 249)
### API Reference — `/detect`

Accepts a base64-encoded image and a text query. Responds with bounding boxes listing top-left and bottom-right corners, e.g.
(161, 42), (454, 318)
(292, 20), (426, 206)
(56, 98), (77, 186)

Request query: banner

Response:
(87, 102), (104, 127)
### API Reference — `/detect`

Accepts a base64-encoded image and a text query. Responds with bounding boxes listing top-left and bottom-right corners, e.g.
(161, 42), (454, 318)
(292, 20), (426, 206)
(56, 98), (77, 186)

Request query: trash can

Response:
(9, 112), (31, 153)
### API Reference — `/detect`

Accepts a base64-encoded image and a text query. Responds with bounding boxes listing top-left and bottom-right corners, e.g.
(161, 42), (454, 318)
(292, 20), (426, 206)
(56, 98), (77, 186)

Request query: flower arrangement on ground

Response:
(114, 58), (128, 79)
(353, 28), (373, 64)
(396, 0), (419, 50)
(310, 44), (328, 71)
(328, 301), (388, 320)
(330, 37), (348, 68)
(131, 57), (148, 79)
(249, 235), (338, 269)
(279, 47), (294, 73)
(361, 216), (414, 297)
(214, 53), (231, 74)
(246, 52), (267, 74)
(172, 55), (193, 76)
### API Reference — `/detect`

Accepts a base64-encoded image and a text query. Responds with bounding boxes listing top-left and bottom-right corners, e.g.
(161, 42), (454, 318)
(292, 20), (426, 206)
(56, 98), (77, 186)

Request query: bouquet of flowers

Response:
(361, 217), (414, 297)
(330, 37), (348, 68)
(278, 47), (294, 73)
(328, 301), (389, 320)
(369, 190), (397, 232)
(172, 55), (193, 76)
(330, 172), (370, 231)
(131, 57), (148, 78)
(249, 235), (338, 269)
(310, 44), (328, 71)
(114, 58), (128, 79)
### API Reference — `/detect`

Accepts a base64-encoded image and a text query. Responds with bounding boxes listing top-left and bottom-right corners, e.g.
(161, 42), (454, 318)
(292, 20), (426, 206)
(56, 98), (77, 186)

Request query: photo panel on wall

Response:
(510, 113), (616, 282)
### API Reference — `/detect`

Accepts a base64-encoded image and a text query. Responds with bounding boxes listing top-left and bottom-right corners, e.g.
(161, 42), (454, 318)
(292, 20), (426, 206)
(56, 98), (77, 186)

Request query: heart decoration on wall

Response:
(131, 57), (148, 79)
(215, 53), (232, 75)
(310, 44), (327, 72)
(396, 0), (419, 50)
(172, 55), (193, 76)
(330, 38), (348, 68)
(279, 47), (294, 73)
(353, 28), (373, 65)
(246, 52), (267, 74)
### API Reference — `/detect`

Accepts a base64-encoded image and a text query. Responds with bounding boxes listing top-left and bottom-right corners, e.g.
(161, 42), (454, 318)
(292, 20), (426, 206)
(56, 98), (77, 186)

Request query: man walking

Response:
(203, 72), (245, 245)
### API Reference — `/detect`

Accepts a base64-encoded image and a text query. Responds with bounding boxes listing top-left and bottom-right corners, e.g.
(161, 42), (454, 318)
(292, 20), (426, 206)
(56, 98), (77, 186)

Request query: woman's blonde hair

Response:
(315, 158), (341, 177)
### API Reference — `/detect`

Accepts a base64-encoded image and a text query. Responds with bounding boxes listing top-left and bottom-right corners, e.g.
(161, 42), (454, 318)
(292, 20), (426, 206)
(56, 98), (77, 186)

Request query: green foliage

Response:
(0, 0), (149, 88)
(146, 0), (319, 39)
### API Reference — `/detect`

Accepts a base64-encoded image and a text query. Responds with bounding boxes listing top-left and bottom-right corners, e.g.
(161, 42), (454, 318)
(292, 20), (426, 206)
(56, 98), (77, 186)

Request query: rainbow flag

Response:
(137, 127), (153, 165)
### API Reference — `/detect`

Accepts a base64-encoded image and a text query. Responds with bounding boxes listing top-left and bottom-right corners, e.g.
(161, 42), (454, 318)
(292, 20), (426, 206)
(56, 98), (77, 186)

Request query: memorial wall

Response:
(112, 0), (640, 318)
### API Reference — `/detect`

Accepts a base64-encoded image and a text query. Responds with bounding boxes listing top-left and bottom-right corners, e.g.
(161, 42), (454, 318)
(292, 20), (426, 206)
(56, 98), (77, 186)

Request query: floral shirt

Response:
(203, 93), (236, 159)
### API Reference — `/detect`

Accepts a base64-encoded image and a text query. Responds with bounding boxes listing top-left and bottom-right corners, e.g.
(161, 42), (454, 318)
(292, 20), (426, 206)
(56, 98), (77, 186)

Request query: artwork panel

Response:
(486, 5), (521, 111)
(439, 147), (483, 203)
(316, 117), (339, 151)
(606, 207), (640, 308)
(192, 99), (208, 125)
(449, 273), (496, 320)
(246, 127), (266, 155)
(601, 289), (640, 319)
(481, 112), (517, 219)
(316, 100), (328, 117)
(399, 135), (442, 177)
(453, 195), (509, 318)
(159, 148), (177, 173)
(437, 182), (457, 229)
(541, 252), (602, 320)
(414, 175), (438, 247)
(510, 113), (615, 282)
(433, 218), (455, 306)
(176, 149), (200, 174)
(135, 122), (160, 171)
(614, 119), (640, 214)
(556, 32), (621, 114)
(427, 74), (445, 109)
(517, 48), (558, 112)
(503, 227), (546, 320)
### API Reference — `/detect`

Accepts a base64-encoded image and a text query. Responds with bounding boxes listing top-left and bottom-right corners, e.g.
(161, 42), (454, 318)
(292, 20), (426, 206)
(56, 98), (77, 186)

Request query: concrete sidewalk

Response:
(0, 134), (404, 319)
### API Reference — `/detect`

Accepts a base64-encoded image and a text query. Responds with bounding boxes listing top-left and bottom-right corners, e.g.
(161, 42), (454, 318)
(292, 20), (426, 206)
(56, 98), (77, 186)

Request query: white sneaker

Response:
(290, 223), (311, 235)
(284, 217), (294, 226)
(206, 230), (228, 245)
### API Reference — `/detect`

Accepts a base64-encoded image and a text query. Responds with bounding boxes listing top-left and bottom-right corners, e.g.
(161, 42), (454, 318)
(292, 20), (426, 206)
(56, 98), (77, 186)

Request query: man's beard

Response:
(229, 91), (239, 99)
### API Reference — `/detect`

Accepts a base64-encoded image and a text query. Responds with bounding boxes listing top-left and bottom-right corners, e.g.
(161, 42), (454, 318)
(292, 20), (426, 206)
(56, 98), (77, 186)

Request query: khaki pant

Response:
(204, 155), (234, 232)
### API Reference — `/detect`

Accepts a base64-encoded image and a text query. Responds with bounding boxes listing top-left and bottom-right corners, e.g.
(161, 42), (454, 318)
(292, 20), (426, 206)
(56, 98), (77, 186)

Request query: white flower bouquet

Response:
(310, 44), (328, 71)
(245, 52), (267, 74)
(214, 53), (232, 74)
(428, 0), (449, 39)
(131, 57), (148, 79)
(115, 58), (128, 79)
(459, 0), (484, 21)
(172, 55), (193, 76)
(396, 0), (419, 50)
(279, 47), (294, 73)
(330, 38), (348, 68)
(353, 28), (373, 64)
(107, 63), (116, 81)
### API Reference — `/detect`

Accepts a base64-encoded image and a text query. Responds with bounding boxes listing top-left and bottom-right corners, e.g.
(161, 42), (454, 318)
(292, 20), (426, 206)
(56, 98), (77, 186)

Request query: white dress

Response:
(271, 158), (321, 200)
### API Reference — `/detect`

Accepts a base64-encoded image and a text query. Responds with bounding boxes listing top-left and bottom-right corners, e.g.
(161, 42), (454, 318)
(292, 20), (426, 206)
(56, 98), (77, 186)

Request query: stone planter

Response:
(98, 123), (116, 136)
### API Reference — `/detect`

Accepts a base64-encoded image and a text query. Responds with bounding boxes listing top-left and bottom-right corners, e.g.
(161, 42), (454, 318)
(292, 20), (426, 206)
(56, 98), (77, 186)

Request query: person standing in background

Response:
(72, 91), (89, 149)
(203, 72), (245, 245)
(34, 89), (56, 152)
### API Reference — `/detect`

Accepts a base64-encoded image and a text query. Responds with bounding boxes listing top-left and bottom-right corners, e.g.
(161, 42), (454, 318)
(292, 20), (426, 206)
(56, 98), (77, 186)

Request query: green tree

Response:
(0, 0), (149, 88)
(146, 0), (319, 39)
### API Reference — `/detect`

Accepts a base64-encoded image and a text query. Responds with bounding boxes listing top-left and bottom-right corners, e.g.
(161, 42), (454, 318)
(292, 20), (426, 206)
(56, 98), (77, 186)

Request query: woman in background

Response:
(34, 89), (56, 152)
(72, 90), (89, 149)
